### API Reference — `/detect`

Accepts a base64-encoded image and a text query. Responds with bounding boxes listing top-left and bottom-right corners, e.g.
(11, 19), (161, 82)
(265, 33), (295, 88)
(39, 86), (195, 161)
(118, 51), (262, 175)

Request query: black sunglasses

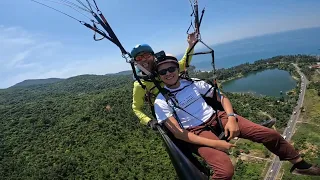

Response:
(158, 66), (177, 76)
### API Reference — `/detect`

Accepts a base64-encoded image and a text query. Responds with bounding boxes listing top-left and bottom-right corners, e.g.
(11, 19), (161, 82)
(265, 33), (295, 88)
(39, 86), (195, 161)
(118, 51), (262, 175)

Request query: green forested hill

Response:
(10, 78), (65, 88)
(1, 74), (177, 180)
(0, 55), (318, 179)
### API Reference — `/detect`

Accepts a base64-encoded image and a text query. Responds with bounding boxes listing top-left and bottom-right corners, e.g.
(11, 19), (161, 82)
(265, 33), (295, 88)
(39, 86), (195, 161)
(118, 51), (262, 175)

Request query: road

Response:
(240, 153), (272, 161)
(264, 64), (308, 180)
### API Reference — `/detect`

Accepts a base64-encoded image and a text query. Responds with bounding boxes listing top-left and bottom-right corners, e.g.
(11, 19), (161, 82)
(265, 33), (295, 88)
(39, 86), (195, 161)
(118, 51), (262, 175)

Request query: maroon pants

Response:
(186, 111), (300, 180)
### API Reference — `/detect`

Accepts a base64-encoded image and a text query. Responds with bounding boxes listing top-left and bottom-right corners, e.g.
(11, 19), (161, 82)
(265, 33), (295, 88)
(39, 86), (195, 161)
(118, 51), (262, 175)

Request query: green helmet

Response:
(130, 44), (154, 58)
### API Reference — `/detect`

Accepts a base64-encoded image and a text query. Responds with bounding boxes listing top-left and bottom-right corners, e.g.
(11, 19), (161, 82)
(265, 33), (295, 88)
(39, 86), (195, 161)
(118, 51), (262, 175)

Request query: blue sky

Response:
(0, 0), (320, 88)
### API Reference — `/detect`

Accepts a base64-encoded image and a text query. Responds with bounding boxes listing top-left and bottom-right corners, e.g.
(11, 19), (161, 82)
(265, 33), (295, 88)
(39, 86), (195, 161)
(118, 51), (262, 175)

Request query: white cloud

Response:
(36, 55), (128, 79)
(6, 50), (32, 68)
(0, 27), (63, 77)
(0, 26), (129, 89)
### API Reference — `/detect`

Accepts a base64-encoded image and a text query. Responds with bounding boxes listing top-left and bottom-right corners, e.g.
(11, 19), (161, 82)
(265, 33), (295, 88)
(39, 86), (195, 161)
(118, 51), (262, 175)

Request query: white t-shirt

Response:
(154, 79), (216, 129)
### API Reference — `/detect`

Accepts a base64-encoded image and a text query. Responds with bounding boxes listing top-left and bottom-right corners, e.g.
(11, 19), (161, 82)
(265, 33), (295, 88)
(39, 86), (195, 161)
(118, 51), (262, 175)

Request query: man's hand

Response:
(147, 119), (158, 130)
(214, 140), (236, 153)
(187, 32), (198, 48)
(224, 116), (240, 140)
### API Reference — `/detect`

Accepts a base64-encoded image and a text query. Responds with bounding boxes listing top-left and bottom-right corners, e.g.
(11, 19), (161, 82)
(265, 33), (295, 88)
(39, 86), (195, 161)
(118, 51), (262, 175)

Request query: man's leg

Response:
(189, 128), (234, 180)
(218, 111), (320, 176)
(222, 112), (299, 160)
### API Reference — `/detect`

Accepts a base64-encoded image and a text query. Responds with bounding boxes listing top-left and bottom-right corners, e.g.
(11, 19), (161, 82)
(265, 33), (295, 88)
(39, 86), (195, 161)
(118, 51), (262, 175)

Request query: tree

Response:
(233, 150), (241, 157)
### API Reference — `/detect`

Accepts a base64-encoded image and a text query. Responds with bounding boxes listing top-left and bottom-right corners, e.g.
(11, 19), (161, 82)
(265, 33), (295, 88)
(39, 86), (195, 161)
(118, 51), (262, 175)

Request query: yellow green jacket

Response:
(132, 47), (194, 125)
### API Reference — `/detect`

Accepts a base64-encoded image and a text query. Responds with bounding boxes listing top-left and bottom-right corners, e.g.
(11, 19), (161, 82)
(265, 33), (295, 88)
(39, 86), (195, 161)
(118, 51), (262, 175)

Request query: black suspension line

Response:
(59, 0), (91, 13)
(31, 0), (82, 22)
(42, 0), (96, 21)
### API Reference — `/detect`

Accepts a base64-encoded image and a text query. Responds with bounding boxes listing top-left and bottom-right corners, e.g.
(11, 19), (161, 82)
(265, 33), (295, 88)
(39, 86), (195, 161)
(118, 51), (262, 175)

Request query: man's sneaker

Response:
(260, 119), (276, 128)
(290, 165), (320, 176)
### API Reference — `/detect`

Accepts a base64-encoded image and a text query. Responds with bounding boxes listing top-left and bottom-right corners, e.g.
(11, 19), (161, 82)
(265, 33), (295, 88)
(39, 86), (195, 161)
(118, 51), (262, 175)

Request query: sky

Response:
(1, 0), (320, 89)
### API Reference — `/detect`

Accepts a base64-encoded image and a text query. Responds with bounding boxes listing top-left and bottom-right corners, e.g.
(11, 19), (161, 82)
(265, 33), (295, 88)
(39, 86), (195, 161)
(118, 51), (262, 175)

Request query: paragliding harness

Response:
(31, 0), (225, 179)
(152, 51), (229, 137)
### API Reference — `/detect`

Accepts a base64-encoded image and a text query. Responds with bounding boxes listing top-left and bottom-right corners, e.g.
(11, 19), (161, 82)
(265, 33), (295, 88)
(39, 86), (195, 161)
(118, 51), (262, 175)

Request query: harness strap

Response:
(131, 62), (146, 89)
(165, 80), (211, 127)
(93, 22), (104, 41)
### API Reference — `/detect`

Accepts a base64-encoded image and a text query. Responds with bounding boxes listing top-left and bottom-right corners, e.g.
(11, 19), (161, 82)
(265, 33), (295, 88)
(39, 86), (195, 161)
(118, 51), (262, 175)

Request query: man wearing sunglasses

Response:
(131, 33), (197, 129)
(153, 55), (320, 179)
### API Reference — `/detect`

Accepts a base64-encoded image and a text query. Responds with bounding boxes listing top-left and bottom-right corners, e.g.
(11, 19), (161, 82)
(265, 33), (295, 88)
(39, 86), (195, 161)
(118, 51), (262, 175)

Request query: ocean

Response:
(188, 27), (320, 70)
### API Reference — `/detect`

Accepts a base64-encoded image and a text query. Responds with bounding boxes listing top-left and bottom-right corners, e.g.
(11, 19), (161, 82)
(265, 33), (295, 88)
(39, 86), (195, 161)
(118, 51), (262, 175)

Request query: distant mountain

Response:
(113, 70), (132, 75)
(10, 71), (133, 89)
(11, 78), (65, 88)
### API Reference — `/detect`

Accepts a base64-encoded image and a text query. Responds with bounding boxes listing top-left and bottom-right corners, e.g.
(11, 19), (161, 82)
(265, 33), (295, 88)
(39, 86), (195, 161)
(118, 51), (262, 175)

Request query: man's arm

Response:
(214, 90), (235, 119)
(213, 87), (239, 140)
(132, 81), (152, 125)
(178, 33), (197, 71)
(179, 47), (194, 72)
(164, 116), (218, 147)
(178, 46), (195, 72)
(163, 116), (235, 151)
